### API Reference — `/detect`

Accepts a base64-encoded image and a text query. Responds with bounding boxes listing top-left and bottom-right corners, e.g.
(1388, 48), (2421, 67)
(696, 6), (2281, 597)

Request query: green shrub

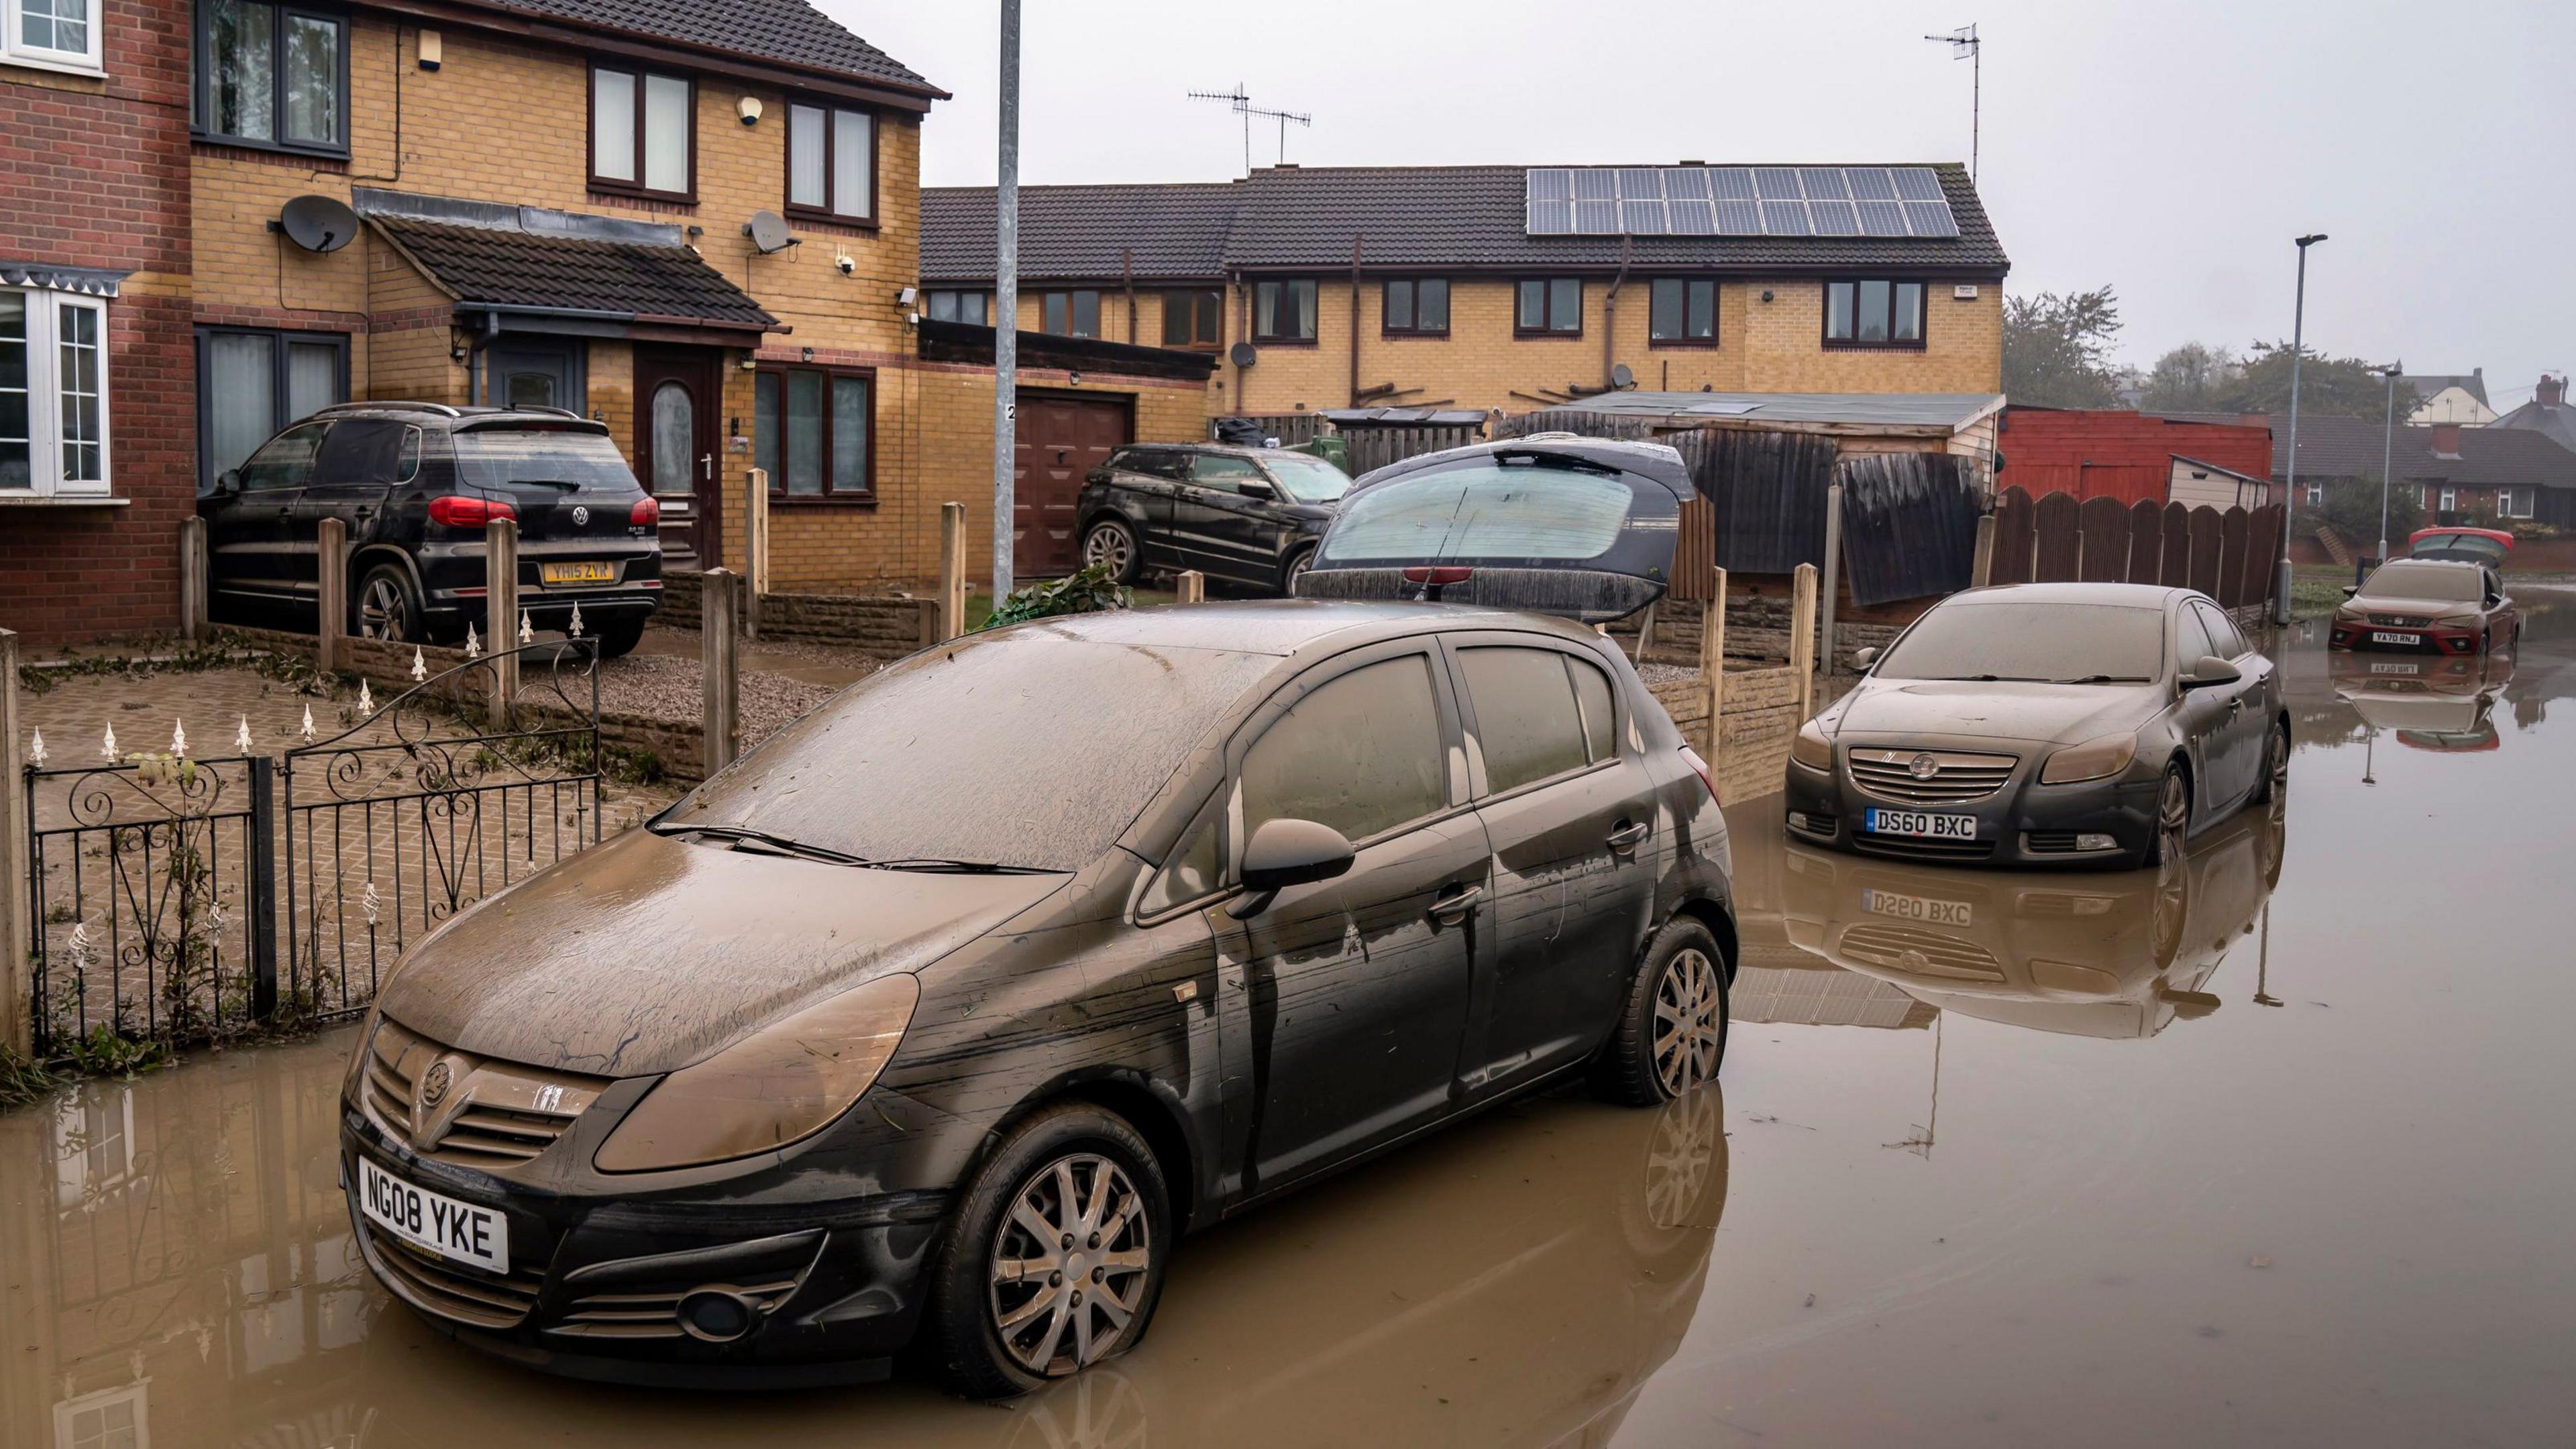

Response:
(980, 564), (1132, 630)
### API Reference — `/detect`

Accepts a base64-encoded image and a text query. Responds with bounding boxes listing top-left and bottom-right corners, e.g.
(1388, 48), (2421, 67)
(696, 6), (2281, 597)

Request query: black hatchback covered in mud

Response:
(201, 402), (661, 656)
(338, 437), (1733, 1399)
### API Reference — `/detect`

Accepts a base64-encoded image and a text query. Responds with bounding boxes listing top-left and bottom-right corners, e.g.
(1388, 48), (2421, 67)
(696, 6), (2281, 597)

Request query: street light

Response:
(2377, 359), (2404, 567)
(2276, 233), (2328, 625)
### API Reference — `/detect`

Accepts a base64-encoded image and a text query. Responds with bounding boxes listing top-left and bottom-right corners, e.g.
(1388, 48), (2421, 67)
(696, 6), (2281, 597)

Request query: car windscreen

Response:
(655, 630), (1279, 871)
(2367, 561), (2483, 602)
(453, 430), (640, 492)
(1874, 602), (2167, 683)
(1319, 462), (1632, 562)
(1265, 451), (1353, 503)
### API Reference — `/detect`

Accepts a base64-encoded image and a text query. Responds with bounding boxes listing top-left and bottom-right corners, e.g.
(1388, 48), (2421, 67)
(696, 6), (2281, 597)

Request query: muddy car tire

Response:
(1594, 917), (1729, 1108)
(2143, 761), (2190, 868)
(924, 1102), (1171, 1400)
(2249, 718), (2289, 805)
(353, 564), (424, 644)
(1280, 545), (1317, 598)
(1081, 521), (1142, 586)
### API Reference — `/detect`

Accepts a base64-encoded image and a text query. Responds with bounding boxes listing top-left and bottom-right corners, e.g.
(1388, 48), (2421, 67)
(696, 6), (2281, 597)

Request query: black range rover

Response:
(1075, 443), (1353, 596)
(201, 402), (662, 657)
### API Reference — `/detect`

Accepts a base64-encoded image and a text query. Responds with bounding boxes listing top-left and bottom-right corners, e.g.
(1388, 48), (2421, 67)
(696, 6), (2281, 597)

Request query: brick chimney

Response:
(2541, 374), (2566, 408)
(2431, 423), (2463, 459)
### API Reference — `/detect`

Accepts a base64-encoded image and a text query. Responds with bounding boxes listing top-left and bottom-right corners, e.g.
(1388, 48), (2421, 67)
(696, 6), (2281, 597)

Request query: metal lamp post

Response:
(2377, 360), (2403, 567)
(990, 0), (1021, 608)
(2275, 233), (2327, 625)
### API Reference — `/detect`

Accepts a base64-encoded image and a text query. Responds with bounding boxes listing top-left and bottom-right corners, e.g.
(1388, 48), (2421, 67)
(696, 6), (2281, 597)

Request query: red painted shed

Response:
(1998, 407), (2273, 506)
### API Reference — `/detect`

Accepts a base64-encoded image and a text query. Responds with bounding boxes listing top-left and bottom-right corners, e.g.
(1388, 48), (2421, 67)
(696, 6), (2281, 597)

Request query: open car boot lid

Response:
(2405, 527), (2515, 564)
(1292, 434), (1693, 623)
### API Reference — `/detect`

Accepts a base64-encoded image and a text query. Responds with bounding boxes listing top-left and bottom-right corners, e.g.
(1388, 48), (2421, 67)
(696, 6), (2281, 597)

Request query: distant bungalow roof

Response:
(1542, 390), (2006, 435)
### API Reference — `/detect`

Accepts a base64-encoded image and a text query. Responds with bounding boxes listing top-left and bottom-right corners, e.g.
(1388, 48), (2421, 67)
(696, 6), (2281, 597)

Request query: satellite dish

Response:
(1228, 341), (1259, 368)
(744, 211), (795, 254)
(279, 195), (358, 254)
(1610, 362), (1636, 390)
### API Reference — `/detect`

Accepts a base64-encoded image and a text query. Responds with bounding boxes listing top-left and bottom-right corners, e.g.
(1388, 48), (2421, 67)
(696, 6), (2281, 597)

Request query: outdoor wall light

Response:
(1067, 371), (1083, 386)
(1761, 289), (1775, 303)
(896, 286), (918, 305)
(738, 96), (763, 126)
(802, 346), (815, 362)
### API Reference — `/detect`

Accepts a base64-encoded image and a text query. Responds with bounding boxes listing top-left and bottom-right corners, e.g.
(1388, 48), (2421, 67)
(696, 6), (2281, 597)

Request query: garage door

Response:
(1014, 392), (1130, 578)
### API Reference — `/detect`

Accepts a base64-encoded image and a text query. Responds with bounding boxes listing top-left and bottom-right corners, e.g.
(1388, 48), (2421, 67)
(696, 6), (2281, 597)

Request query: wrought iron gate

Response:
(23, 642), (602, 1055)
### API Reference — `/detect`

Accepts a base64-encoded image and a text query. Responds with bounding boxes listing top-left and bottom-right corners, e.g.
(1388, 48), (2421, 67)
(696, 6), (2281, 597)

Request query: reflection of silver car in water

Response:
(1779, 802), (2284, 1038)
(2330, 649), (2514, 753)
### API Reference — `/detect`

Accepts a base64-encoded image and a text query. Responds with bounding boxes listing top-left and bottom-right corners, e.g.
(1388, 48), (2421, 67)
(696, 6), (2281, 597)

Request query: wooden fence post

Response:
(1970, 511), (1996, 588)
(179, 517), (210, 643)
(702, 569), (741, 776)
(939, 502), (969, 641)
(1788, 562), (1818, 721)
(744, 468), (769, 641)
(1701, 570), (1728, 762)
(1817, 483), (1844, 676)
(0, 629), (28, 1057)
(315, 516), (347, 674)
(485, 517), (519, 725)
(1176, 570), (1205, 604)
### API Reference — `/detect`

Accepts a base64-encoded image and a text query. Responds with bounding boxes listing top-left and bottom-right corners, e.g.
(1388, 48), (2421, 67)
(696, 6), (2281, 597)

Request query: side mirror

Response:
(2159, 987), (2222, 1021)
(1230, 817), (1354, 918)
(1851, 646), (1879, 670)
(1237, 479), (1277, 501)
(2341, 585), (2360, 598)
(2180, 655), (2241, 690)
(214, 469), (243, 496)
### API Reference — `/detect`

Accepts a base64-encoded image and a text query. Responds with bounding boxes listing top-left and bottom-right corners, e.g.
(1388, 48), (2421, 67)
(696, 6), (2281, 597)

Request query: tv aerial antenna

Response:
(1188, 84), (1311, 173)
(1923, 23), (1982, 182)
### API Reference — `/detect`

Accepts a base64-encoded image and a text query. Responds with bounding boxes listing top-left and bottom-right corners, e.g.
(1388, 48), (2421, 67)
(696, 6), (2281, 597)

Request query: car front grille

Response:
(359, 1220), (549, 1330)
(1839, 921), (2004, 979)
(1851, 831), (1997, 863)
(2368, 613), (2432, 628)
(2024, 830), (2098, 854)
(552, 1278), (804, 1340)
(1847, 749), (2018, 805)
(362, 1019), (604, 1173)
(1787, 810), (1840, 838)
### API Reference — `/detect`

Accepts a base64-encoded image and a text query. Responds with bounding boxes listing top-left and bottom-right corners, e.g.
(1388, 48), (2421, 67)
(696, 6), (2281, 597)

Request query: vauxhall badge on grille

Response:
(1909, 753), (1941, 780)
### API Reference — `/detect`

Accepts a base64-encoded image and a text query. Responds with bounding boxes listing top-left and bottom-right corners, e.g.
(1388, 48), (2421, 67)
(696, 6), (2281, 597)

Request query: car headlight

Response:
(595, 973), (920, 1173)
(2435, 611), (2481, 626)
(1790, 717), (1833, 771)
(2039, 732), (2138, 785)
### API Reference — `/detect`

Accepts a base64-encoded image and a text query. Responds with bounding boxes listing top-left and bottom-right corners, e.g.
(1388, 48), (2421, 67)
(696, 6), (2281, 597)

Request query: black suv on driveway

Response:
(201, 403), (662, 657)
(1076, 443), (1353, 595)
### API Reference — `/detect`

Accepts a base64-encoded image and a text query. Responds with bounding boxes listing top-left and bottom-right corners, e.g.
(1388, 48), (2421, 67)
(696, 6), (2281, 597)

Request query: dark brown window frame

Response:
(1161, 288), (1224, 349)
(782, 96), (879, 228)
(587, 61), (699, 205)
(1647, 277), (1720, 349)
(1038, 289), (1104, 339)
(1250, 278), (1320, 345)
(1821, 278), (1929, 352)
(1381, 277), (1450, 338)
(1514, 277), (1584, 338)
(925, 289), (990, 325)
(755, 362), (877, 504)
(191, 0), (352, 159)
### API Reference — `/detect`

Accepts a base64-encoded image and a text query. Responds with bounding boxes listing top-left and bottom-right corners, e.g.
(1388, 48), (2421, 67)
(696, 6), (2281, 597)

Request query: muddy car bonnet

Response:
(1292, 435), (1693, 623)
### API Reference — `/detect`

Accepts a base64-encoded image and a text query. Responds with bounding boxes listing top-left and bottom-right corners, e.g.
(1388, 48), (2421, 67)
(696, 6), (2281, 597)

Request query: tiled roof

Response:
(372, 215), (779, 329)
(919, 162), (2008, 282)
(2156, 411), (2576, 488)
(472, 0), (939, 95)
(2400, 373), (2489, 406)
(2491, 397), (2576, 456)
(920, 183), (1238, 282)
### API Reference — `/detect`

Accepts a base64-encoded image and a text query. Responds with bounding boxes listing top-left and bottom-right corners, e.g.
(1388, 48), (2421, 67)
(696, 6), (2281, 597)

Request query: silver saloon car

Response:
(1781, 582), (2287, 868)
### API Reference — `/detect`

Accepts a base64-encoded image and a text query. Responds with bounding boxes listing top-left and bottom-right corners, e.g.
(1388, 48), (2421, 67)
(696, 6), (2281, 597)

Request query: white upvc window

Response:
(2500, 486), (2534, 520)
(0, 286), (111, 496)
(1, 0), (104, 74)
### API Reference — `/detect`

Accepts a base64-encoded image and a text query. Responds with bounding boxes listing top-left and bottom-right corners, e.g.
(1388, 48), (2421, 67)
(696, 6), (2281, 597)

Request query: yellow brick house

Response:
(186, 0), (1144, 590)
(922, 163), (2010, 425)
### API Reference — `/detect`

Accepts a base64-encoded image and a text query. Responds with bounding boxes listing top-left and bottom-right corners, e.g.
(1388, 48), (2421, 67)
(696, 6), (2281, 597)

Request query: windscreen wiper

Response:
(2054, 674), (2152, 684)
(1929, 674), (2047, 683)
(858, 857), (1063, 875)
(657, 823), (870, 866)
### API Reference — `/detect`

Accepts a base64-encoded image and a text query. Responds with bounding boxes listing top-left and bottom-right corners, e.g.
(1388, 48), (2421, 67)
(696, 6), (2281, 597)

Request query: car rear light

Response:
(427, 494), (517, 528)
(630, 496), (661, 527)
(1680, 746), (1719, 802)
(1401, 566), (1475, 586)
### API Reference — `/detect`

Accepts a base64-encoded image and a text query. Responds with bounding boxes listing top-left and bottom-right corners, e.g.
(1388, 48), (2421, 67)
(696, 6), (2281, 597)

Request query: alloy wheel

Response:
(1286, 549), (1315, 590)
(2267, 724), (2290, 796)
(2157, 769), (2190, 864)
(1083, 527), (1132, 578)
(987, 1153), (1153, 1378)
(358, 576), (408, 641)
(1651, 947), (1724, 1098)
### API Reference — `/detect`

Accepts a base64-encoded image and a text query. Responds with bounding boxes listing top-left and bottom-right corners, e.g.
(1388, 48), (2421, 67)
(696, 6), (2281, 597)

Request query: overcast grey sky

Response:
(838, 1), (2573, 405)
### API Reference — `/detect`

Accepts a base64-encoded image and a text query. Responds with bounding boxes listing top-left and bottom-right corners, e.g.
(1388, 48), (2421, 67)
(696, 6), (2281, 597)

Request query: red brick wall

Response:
(1998, 407), (2273, 506)
(0, 0), (197, 646)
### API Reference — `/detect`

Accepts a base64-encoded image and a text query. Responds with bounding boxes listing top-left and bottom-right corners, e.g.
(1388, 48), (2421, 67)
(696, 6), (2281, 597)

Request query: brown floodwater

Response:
(7, 594), (2575, 1447)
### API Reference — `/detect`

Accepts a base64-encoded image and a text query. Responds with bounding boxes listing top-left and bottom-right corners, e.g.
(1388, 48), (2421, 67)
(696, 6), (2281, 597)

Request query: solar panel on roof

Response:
(1574, 198), (1619, 234)
(1809, 200), (1860, 235)
(1754, 167), (1802, 199)
(1617, 167), (1662, 199)
(1669, 198), (1716, 234)
(1572, 168), (1617, 201)
(1662, 168), (1711, 199)
(1846, 168), (1897, 201)
(1709, 168), (1756, 200)
(1761, 200), (1813, 235)
(1856, 201), (1907, 237)
(1527, 168), (1572, 201)
(1621, 199), (1668, 234)
(1902, 201), (1960, 237)
(1713, 197), (1760, 234)
(1526, 199), (1573, 234)
(1799, 168), (1849, 199)
(1891, 167), (1943, 201)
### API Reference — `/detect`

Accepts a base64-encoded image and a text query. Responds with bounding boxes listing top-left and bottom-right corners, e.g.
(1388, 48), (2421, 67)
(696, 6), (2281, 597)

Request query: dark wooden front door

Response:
(636, 349), (722, 570)
(1014, 392), (1130, 578)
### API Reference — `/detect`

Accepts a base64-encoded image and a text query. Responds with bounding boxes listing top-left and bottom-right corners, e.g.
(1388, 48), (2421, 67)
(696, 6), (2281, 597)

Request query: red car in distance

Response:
(2329, 558), (2519, 655)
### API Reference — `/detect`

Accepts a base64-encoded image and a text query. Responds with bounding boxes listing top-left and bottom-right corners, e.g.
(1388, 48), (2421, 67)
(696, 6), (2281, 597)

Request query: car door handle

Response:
(2226, 696), (2243, 716)
(1606, 820), (1651, 853)
(1427, 884), (1483, 926)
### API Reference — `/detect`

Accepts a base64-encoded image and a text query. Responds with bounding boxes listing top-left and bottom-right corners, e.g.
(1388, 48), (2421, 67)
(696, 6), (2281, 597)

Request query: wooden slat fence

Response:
(1340, 424), (1485, 476)
(1836, 452), (1982, 606)
(1987, 486), (2282, 608)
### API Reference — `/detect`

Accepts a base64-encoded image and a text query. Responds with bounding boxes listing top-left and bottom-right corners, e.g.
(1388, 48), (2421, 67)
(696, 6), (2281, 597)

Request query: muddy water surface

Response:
(7, 596), (2575, 1447)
